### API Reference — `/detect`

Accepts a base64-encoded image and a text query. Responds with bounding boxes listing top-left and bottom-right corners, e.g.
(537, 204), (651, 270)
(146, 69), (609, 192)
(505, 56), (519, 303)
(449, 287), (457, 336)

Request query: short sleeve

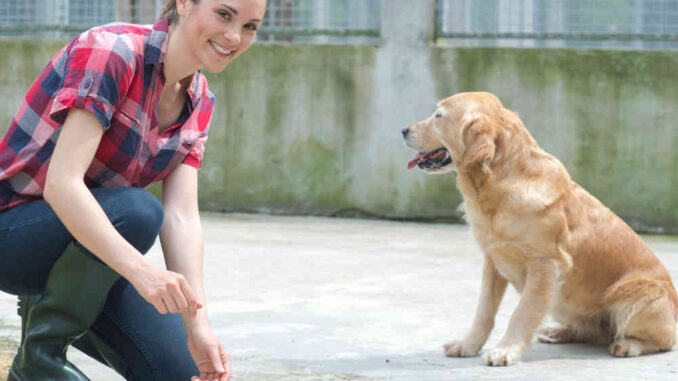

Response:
(181, 94), (214, 170)
(49, 30), (136, 129)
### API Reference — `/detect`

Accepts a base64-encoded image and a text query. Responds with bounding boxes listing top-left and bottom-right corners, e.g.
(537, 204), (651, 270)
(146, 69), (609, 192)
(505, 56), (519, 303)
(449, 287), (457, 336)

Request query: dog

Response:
(402, 91), (678, 366)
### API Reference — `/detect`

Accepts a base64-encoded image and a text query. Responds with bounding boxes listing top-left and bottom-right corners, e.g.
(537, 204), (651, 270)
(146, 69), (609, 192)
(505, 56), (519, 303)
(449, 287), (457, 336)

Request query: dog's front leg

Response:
(483, 258), (560, 366)
(444, 256), (508, 357)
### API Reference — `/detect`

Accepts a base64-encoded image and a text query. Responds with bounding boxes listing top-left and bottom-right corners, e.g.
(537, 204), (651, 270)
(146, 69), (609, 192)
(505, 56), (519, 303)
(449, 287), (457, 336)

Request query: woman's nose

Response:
(223, 26), (241, 46)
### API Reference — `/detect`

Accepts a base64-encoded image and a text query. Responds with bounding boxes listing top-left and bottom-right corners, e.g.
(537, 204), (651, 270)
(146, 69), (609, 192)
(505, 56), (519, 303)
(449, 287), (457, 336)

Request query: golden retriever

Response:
(402, 91), (678, 366)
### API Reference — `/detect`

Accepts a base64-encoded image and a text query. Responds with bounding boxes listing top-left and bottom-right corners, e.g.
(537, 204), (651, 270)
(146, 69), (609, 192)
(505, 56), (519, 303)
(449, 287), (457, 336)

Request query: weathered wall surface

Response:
(1, 1), (675, 233)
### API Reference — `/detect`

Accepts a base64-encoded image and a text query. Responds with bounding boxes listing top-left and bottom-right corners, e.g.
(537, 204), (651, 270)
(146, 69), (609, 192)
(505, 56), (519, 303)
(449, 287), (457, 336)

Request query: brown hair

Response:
(161, 0), (200, 24)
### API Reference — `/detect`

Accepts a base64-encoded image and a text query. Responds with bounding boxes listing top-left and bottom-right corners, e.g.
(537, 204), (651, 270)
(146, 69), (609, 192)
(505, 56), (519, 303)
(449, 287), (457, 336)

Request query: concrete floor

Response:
(1, 213), (677, 380)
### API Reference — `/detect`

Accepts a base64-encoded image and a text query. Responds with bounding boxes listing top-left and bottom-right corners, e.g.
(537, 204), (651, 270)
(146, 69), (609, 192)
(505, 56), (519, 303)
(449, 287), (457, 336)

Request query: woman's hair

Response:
(161, 0), (200, 24)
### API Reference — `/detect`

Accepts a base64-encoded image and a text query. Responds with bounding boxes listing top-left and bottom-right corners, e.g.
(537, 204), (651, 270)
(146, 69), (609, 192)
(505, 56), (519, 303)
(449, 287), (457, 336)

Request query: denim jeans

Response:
(0, 187), (199, 380)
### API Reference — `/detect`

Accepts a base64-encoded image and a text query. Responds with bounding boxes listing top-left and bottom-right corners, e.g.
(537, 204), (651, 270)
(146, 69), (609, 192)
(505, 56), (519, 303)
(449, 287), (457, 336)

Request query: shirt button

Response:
(81, 76), (93, 89)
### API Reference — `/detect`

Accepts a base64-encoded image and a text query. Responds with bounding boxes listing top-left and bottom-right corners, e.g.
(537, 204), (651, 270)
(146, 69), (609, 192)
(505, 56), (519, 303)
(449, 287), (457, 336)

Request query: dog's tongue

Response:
(407, 152), (427, 170)
(408, 150), (448, 170)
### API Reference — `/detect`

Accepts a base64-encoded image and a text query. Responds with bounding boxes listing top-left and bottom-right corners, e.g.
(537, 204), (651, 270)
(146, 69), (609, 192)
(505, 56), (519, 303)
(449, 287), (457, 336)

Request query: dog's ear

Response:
(459, 114), (496, 177)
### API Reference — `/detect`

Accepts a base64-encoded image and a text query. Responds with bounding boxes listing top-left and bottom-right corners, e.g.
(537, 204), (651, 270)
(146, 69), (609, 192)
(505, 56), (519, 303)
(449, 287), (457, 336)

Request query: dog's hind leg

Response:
(537, 326), (577, 343)
(606, 277), (678, 357)
(609, 295), (677, 357)
(538, 324), (612, 345)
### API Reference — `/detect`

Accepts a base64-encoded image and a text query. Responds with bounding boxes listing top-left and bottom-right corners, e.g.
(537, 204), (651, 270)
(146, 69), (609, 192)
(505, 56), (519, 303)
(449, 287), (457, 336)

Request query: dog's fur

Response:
(403, 92), (678, 366)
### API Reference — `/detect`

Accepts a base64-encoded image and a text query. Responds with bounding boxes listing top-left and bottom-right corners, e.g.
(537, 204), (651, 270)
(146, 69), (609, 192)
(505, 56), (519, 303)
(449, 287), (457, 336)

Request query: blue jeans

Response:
(0, 187), (199, 380)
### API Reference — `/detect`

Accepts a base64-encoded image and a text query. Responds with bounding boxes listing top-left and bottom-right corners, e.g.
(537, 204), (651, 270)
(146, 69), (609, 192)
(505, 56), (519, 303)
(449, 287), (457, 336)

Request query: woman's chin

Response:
(201, 56), (231, 73)
(204, 63), (228, 73)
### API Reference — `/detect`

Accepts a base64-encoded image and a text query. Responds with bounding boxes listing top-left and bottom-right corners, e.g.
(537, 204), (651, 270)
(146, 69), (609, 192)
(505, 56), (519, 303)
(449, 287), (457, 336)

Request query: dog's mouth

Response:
(407, 147), (452, 170)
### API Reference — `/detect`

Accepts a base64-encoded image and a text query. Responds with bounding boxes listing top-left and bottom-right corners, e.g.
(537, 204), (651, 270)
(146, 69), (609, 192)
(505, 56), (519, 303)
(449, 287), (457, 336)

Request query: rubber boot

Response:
(8, 243), (121, 381)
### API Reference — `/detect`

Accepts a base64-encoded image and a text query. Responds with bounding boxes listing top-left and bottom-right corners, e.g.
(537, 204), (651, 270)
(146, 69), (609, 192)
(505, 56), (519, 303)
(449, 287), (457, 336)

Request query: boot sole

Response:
(7, 367), (22, 381)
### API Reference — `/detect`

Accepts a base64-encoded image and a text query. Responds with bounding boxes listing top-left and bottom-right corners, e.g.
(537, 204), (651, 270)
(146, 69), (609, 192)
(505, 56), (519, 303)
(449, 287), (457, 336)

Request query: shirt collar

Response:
(144, 17), (170, 66)
(145, 17), (205, 108)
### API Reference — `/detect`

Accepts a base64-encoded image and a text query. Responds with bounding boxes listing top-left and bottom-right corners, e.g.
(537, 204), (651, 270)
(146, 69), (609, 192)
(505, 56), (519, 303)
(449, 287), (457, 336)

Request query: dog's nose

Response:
(401, 128), (410, 138)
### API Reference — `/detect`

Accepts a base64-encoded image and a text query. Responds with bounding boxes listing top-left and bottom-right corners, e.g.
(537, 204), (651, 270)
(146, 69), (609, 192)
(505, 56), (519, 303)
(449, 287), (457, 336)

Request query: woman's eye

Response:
(218, 10), (231, 19)
(245, 23), (258, 31)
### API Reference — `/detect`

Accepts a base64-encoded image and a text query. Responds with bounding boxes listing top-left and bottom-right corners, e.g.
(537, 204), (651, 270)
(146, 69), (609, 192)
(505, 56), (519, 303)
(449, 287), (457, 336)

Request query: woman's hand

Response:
(187, 324), (231, 381)
(128, 259), (202, 316)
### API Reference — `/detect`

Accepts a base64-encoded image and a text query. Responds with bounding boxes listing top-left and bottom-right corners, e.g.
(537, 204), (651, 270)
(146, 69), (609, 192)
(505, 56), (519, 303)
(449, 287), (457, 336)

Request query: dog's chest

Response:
(488, 250), (527, 292)
(469, 214), (529, 291)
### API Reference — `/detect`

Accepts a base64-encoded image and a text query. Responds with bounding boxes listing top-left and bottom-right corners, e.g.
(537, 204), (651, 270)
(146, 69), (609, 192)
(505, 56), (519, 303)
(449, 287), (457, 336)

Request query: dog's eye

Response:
(435, 112), (443, 118)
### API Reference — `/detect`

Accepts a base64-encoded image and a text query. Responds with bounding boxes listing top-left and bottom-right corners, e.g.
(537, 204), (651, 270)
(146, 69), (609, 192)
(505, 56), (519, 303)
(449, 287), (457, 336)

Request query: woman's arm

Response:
(160, 163), (231, 377)
(45, 108), (200, 316)
(159, 163), (208, 326)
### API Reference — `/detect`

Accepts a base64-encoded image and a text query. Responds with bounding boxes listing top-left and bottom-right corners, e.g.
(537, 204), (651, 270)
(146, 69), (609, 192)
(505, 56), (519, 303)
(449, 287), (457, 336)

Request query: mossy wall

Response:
(0, 40), (675, 233)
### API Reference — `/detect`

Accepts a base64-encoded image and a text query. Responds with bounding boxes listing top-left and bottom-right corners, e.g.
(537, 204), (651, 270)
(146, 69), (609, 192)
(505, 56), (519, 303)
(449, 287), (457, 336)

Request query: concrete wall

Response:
(1, 0), (676, 233)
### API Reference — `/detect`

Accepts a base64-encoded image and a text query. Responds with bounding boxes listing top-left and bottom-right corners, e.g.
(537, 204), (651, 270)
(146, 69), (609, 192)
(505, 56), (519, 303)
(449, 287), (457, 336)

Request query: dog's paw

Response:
(537, 326), (573, 344)
(482, 345), (523, 366)
(609, 339), (642, 357)
(443, 340), (481, 357)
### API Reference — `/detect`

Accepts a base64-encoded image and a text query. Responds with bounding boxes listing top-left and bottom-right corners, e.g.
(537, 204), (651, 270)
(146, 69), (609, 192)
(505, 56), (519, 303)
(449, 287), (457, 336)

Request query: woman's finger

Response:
(154, 299), (168, 315)
(221, 343), (231, 372)
(219, 343), (231, 380)
(219, 368), (230, 381)
(170, 282), (188, 313)
(179, 278), (200, 317)
(208, 344), (225, 373)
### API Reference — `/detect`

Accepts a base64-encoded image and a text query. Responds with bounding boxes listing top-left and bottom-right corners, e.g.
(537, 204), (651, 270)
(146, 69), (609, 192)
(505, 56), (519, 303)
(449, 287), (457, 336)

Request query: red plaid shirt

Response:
(0, 18), (215, 212)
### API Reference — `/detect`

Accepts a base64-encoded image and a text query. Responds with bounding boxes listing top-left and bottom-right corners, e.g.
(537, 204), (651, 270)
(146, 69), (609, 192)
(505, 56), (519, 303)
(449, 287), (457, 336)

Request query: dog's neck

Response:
(455, 138), (567, 218)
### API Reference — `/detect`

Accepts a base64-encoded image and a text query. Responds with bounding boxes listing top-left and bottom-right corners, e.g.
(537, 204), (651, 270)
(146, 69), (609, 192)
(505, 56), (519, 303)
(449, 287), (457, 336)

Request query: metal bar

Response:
(438, 31), (678, 42)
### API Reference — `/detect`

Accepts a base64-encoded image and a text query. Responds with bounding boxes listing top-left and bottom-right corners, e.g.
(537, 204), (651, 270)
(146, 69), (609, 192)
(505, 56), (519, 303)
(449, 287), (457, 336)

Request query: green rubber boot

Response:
(8, 243), (121, 381)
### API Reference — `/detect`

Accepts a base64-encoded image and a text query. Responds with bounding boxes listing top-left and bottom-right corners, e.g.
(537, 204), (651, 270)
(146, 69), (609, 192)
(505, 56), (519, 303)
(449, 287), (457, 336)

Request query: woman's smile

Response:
(208, 39), (234, 57)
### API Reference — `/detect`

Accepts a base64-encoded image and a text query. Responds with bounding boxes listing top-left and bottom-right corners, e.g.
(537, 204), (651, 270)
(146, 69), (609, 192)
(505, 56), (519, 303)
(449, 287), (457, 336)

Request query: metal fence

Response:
(437, 0), (678, 49)
(0, 0), (162, 36)
(0, 0), (380, 44)
(258, 0), (380, 43)
(5, 0), (678, 49)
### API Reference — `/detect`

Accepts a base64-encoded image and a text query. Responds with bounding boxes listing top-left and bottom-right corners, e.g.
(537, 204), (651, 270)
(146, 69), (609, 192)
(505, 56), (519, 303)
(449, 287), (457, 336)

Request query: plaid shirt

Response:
(0, 18), (215, 212)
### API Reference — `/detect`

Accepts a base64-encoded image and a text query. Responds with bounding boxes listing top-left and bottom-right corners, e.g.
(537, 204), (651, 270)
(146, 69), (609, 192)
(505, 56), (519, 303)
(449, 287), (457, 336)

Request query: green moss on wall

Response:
(198, 44), (375, 214)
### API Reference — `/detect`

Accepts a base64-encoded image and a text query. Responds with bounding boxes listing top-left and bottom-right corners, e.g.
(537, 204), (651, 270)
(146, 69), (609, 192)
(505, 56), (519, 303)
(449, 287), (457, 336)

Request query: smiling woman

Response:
(0, 0), (266, 381)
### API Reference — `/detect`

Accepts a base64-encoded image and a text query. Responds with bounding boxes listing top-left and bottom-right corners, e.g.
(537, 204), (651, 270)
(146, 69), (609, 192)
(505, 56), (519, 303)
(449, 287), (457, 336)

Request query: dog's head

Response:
(402, 92), (517, 177)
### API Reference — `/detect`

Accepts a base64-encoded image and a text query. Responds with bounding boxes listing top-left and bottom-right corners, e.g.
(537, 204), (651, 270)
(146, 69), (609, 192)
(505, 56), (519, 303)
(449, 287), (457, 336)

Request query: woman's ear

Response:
(176, 0), (190, 16)
(460, 115), (496, 176)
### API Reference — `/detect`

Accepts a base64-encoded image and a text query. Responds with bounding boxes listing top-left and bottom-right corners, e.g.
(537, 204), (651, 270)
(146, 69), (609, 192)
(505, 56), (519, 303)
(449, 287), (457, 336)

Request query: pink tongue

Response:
(407, 153), (427, 170)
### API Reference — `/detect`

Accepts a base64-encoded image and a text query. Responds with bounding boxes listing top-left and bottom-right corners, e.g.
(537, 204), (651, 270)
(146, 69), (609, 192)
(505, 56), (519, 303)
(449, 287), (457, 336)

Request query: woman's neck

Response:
(164, 23), (200, 88)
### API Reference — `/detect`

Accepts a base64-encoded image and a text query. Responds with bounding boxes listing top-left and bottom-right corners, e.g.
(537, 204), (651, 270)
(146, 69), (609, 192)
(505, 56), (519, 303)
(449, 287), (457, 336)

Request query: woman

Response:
(0, 0), (266, 379)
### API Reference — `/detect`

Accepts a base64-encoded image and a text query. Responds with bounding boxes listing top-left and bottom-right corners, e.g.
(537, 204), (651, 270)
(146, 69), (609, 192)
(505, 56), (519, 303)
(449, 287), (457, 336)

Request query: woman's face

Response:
(177, 0), (266, 73)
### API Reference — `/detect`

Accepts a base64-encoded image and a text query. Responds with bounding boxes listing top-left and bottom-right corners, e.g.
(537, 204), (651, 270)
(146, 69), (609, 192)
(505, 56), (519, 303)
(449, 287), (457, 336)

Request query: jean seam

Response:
(0, 189), (128, 231)
(1, 209), (58, 231)
(101, 309), (163, 380)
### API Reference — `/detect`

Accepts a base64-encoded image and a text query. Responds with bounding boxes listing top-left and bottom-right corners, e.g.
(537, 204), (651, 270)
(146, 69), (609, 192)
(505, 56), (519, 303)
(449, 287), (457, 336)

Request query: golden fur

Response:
(403, 92), (678, 366)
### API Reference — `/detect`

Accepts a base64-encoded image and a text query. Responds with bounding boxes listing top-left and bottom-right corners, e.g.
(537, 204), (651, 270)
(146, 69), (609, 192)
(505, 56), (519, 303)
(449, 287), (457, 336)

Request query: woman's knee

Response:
(96, 187), (164, 253)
